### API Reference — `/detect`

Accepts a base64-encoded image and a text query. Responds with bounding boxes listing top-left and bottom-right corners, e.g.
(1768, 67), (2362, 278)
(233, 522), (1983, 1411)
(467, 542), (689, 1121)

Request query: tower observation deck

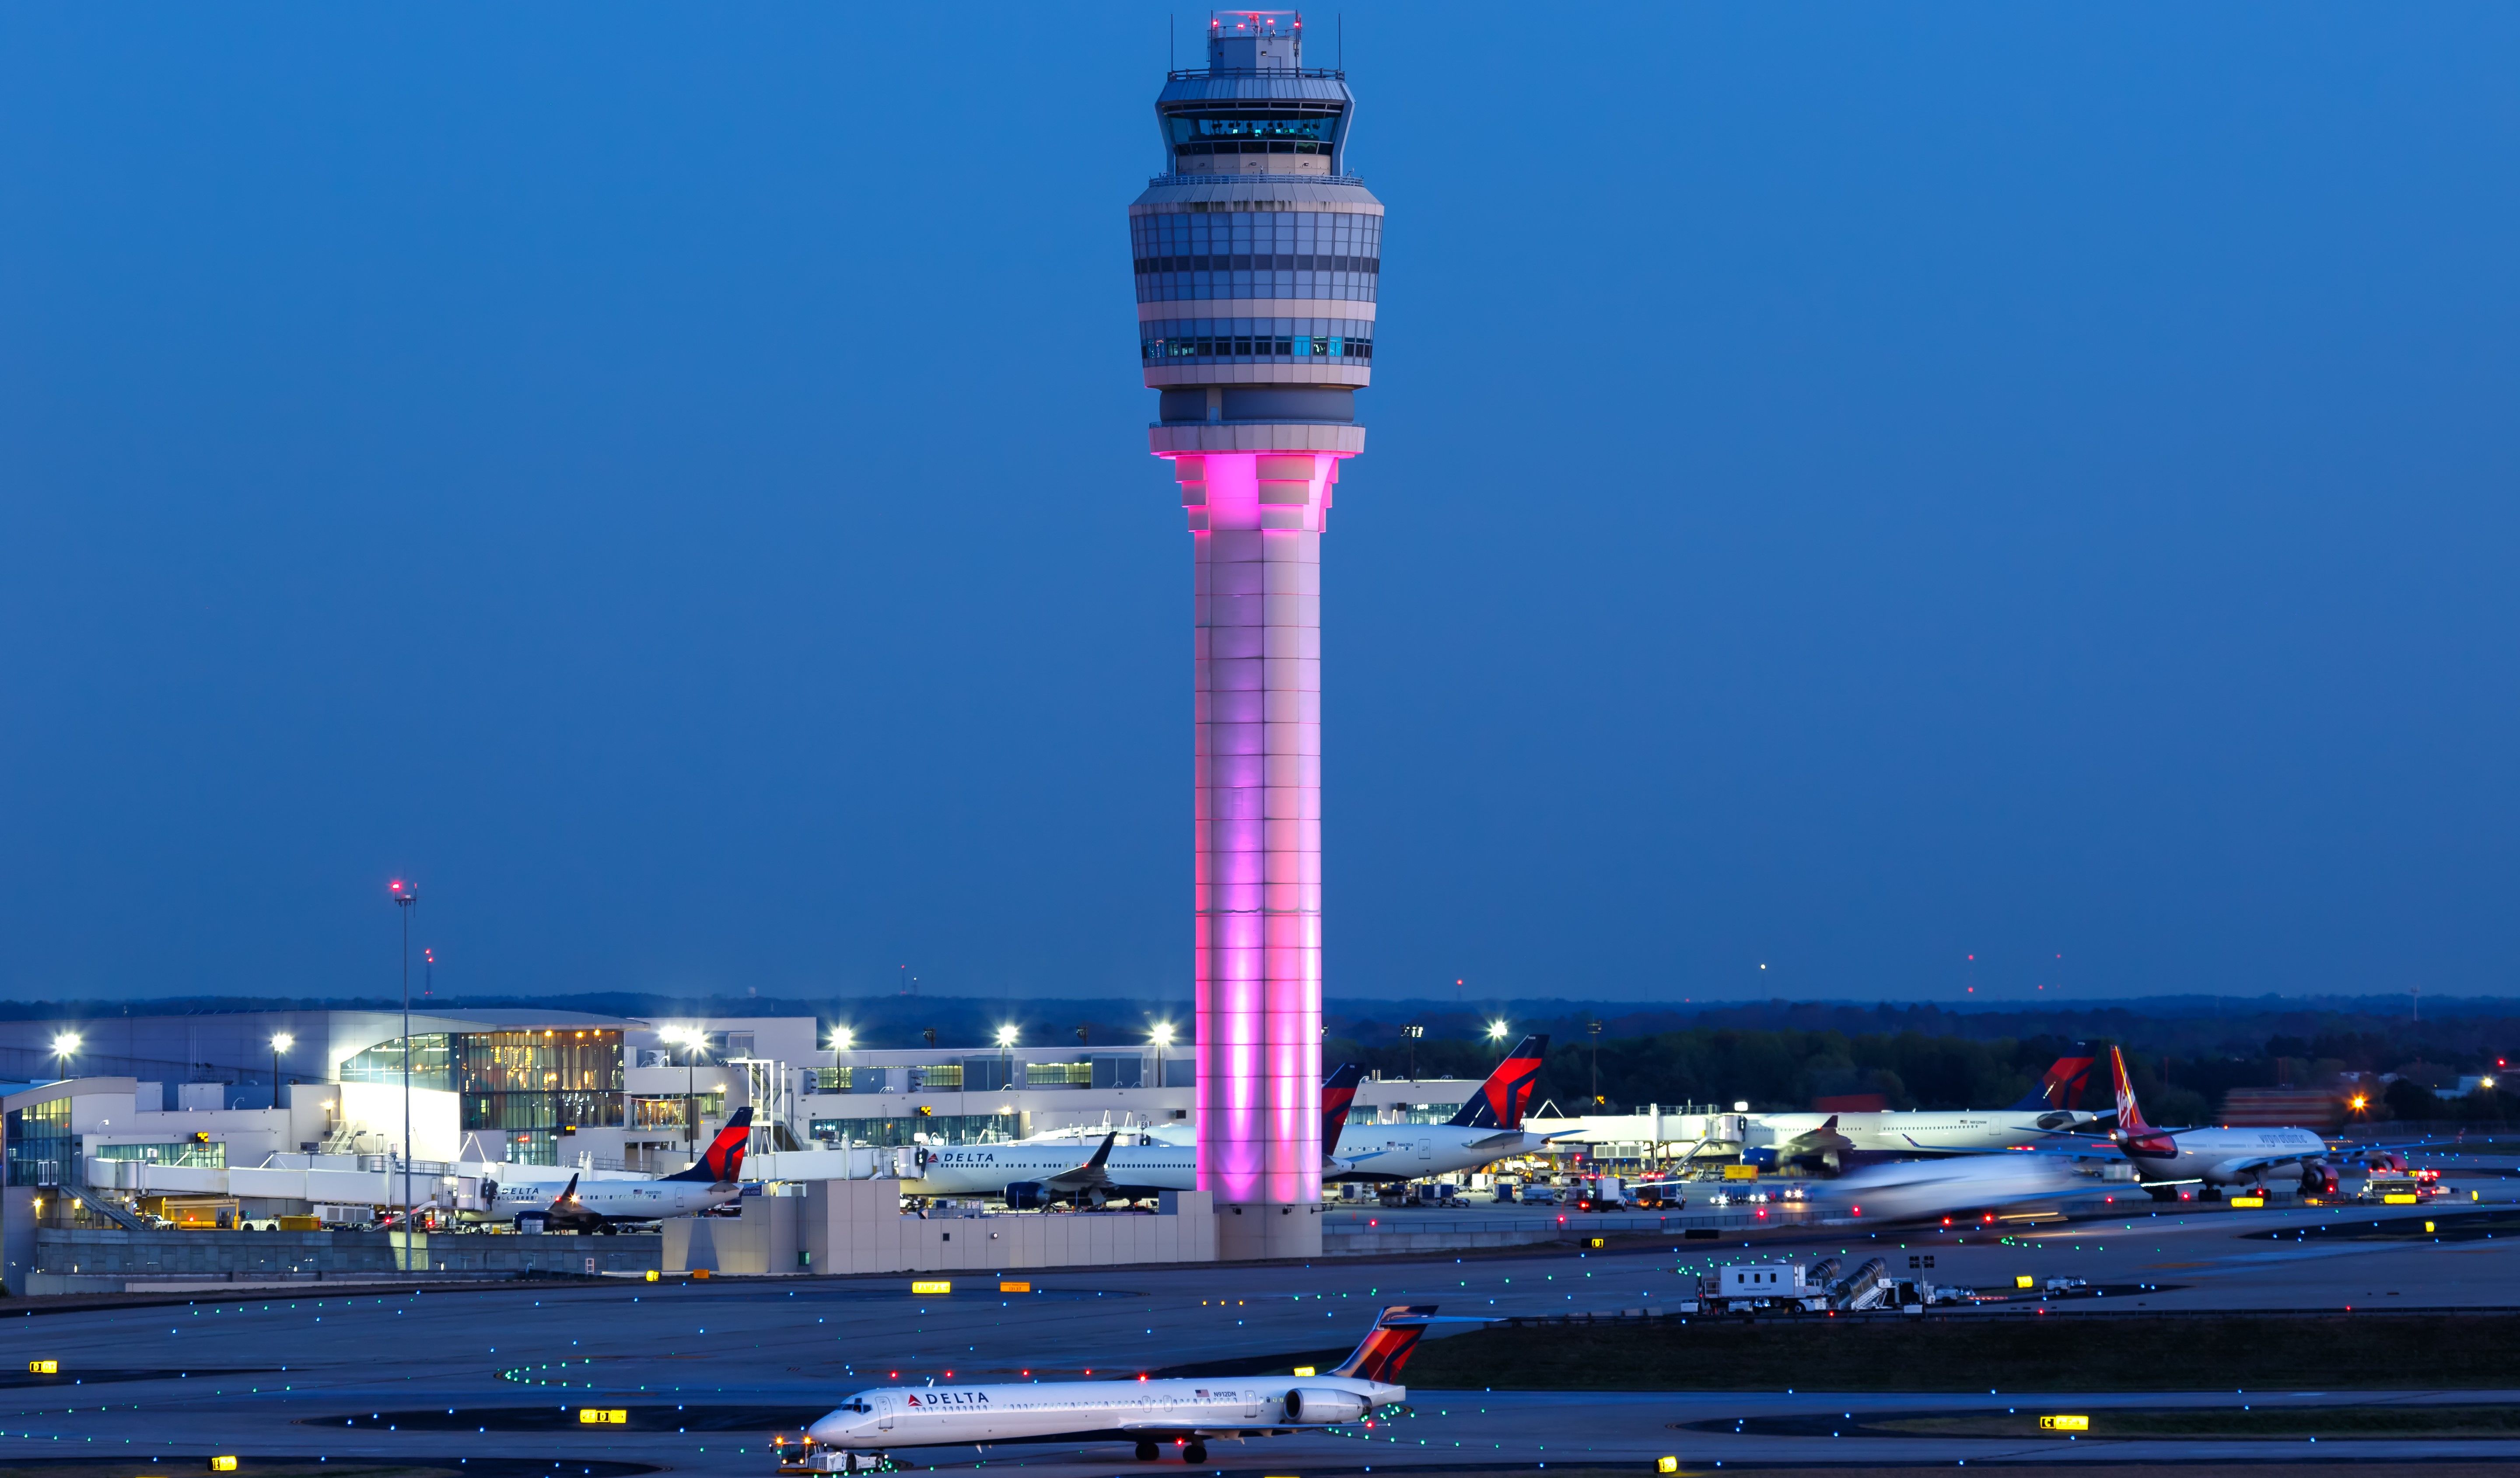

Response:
(1129, 9), (1379, 1259)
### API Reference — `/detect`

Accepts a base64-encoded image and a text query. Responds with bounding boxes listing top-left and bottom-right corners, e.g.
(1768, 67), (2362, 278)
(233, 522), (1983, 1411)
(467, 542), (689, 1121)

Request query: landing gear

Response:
(1134, 1442), (1160, 1462)
(1183, 1441), (1208, 1464)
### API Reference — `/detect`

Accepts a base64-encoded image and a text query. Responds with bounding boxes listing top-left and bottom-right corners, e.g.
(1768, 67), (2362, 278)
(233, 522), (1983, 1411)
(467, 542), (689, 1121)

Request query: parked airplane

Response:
(1753, 1046), (2107, 1171)
(2104, 1046), (2348, 1198)
(495, 1108), (754, 1232)
(804, 1304), (1436, 1465)
(914, 1067), (1372, 1207)
(1329, 1036), (1555, 1183)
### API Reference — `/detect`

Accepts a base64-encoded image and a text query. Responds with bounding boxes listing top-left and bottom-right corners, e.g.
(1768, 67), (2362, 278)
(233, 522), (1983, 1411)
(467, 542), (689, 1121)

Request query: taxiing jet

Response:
(496, 1108), (753, 1232)
(1328, 1036), (1555, 1182)
(1819, 1150), (2090, 1225)
(2104, 1047), (2353, 1198)
(805, 1304), (1435, 1466)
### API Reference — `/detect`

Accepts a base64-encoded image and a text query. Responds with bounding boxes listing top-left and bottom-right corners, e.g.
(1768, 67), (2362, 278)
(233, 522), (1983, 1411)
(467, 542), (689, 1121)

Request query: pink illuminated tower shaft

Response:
(1176, 451), (1345, 1242)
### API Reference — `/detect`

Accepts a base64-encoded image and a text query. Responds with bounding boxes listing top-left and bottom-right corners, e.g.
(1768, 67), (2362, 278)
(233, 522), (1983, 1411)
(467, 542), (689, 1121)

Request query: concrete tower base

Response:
(1217, 1200), (1325, 1261)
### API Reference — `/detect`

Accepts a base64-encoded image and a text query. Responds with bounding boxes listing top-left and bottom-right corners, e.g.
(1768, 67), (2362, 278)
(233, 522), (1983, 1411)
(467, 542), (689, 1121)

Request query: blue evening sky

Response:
(4, 7), (2515, 1005)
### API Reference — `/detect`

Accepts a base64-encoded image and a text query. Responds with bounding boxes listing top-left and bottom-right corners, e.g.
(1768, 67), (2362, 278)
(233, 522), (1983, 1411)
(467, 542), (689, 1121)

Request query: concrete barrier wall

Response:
(32, 1226), (659, 1282)
(665, 1183), (1218, 1275)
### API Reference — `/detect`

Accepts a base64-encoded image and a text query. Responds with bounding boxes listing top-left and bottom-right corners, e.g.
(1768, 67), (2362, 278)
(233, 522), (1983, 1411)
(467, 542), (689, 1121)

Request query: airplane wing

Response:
(1043, 1132), (1120, 1191)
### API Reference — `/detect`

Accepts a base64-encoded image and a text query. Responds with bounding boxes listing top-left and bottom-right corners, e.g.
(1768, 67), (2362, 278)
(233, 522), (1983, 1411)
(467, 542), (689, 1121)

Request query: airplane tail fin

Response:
(665, 1105), (754, 1183)
(1083, 1131), (1117, 1170)
(1329, 1304), (1439, 1383)
(2108, 1047), (2155, 1138)
(559, 1172), (581, 1202)
(1448, 1036), (1550, 1129)
(2009, 1045), (2098, 1112)
(1322, 1064), (1365, 1157)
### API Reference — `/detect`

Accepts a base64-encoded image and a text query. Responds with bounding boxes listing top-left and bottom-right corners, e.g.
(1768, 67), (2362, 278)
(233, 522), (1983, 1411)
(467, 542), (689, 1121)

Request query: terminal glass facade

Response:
(94, 1140), (228, 1169)
(339, 1028), (626, 1132)
(4, 1096), (72, 1186)
(808, 1112), (1023, 1148)
(631, 1091), (725, 1129)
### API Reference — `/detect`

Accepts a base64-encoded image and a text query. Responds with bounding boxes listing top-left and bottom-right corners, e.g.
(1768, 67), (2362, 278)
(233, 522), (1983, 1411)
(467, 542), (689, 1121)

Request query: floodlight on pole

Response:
(389, 879), (418, 1230)
(50, 1031), (80, 1075)
(272, 1032), (294, 1101)
(1487, 1020), (1508, 1043)
(665, 1025), (706, 1164)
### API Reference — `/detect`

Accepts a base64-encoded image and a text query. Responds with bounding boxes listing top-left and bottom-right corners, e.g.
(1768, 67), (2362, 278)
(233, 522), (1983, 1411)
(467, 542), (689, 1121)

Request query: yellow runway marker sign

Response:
(911, 1279), (952, 1294)
(27, 1360), (58, 1375)
(2039, 1415), (2090, 1432)
(578, 1409), (628, 1426)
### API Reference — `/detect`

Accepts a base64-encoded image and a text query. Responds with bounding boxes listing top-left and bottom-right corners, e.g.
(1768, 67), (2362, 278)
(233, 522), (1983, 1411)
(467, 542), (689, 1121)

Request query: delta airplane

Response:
(1752, 1048), (2107, 1171)
(909, 1067), (1368, 1207)
(804, 1304), (1435, 1466)
(494, 1109), (754, 1232)
(1329, 1036), (1556, 1182)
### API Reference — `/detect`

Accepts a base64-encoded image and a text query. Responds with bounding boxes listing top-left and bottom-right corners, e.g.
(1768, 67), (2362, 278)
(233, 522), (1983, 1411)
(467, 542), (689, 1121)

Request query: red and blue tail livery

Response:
(665, 1105), (754, 1184)
(2007, 1044), (2097, 1112)
(1449, 1035), (1549, 1130)
(1321, 1063), (1365, 1156)
(1330, 1304), (1439, 1383)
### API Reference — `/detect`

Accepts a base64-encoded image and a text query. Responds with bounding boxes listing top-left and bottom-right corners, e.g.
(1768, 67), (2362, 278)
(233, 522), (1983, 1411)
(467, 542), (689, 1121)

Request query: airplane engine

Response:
(2302, 1160), (2339, 1195)
(1282, 1388), (1370, 1425)
(1004, 1181), (1050, 1211)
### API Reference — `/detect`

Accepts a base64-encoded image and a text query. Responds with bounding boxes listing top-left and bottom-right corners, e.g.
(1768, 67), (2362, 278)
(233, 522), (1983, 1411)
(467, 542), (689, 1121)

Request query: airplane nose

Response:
(808, 1413), (850, 1445)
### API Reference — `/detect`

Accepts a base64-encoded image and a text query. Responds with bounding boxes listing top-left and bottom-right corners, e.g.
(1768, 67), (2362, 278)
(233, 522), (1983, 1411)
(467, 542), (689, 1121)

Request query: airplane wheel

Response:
(1183, 1441), (1208, 1463)
(1134, 1442), (1159, 1462)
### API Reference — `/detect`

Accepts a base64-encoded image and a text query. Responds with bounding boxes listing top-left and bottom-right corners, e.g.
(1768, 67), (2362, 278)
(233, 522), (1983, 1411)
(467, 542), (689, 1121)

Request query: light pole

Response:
(50, 1031), (80, 1080)
(1487, 1019), (1509, 1053)
(665, 1026), (705, 1165)
(1587, 1019), (1603, 1106)
(996, 1024), (1018, 1096)
(1149, 1022), (1173, 1094)
(390, 880), (417, 1227)
(1401, 1023), (1424, 1084)
(271, 1032), (294, 1107)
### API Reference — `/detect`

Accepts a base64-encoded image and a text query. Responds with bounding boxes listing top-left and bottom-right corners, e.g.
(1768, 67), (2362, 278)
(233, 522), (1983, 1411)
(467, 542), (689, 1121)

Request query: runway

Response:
(5, 1162), (2516, 1475)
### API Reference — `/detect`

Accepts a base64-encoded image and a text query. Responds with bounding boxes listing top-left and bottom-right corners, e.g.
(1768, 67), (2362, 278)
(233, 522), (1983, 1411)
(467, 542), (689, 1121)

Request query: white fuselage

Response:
(473, 1170), (737, 1225)
(807, 1375), (1401, 1451)
(907, 1145), (1200, 1198)
(1329, 1125), (1550, 1181)
(1756, 1111), (2099, 1155)
(2121, 1126), (2326, 1186)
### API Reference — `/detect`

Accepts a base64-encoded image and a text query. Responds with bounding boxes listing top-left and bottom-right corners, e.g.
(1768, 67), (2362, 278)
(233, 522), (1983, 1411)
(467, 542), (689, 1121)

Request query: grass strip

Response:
(1406, 1311), (2520, 1391)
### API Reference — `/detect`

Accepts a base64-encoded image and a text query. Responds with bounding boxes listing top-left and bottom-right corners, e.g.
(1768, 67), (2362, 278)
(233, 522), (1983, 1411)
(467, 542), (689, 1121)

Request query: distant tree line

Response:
(1325, 1023), (2512, 1126)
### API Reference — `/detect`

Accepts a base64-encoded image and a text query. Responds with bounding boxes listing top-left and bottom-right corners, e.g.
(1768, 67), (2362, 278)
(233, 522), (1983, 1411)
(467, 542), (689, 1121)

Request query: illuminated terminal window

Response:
(809, 1113), (1022, 1148)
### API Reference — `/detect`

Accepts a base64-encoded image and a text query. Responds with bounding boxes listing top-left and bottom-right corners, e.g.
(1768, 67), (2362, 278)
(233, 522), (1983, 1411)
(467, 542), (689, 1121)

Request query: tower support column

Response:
(1164, 433), (1355, 1259)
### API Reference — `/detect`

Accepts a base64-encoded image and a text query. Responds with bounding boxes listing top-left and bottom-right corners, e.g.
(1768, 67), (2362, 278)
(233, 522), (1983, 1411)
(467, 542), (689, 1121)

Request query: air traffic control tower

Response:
(1129, 10), (1379, 1259)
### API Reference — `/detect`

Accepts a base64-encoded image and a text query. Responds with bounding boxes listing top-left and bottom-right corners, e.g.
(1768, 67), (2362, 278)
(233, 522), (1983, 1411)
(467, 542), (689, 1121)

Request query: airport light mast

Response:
(1131, 9), (1379, 1258)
